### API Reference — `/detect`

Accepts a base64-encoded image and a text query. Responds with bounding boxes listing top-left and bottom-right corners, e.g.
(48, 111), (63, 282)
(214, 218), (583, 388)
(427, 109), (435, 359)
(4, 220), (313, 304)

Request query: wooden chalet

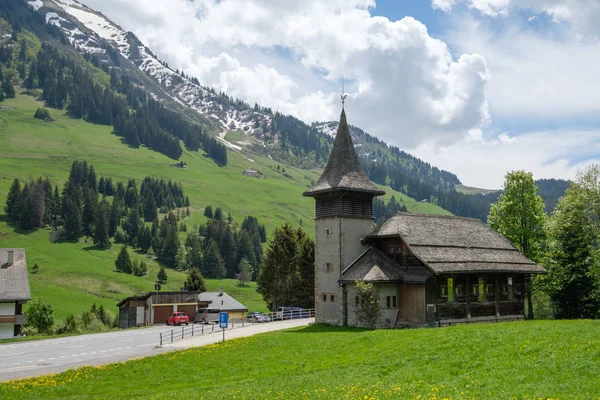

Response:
(355, 213), (547, 326)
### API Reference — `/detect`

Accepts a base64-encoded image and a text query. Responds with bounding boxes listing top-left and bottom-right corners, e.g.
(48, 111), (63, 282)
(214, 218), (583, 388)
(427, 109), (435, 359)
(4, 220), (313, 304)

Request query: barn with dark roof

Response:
(304, 107), (546, 328)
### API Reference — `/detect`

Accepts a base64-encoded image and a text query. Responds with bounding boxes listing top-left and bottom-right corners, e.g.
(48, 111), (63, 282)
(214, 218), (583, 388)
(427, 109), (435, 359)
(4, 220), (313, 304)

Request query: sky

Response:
(78, 0), (600, 189)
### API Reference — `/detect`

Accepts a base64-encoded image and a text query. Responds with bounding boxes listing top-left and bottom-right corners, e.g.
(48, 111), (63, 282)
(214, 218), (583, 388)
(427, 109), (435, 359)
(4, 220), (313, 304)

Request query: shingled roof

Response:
(0, 248), (31, 302)
(368, 213), (547, 274)
(304, 109), (385, 197)
(340, 248), (431, 284)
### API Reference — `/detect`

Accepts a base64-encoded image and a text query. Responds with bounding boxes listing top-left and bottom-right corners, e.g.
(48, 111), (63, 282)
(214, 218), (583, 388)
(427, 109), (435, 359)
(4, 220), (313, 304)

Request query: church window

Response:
(325, 228), (331, 236)
(322, 294), (327, 302)
(330, 294), (335, 302)
(386, 296), (397, 308)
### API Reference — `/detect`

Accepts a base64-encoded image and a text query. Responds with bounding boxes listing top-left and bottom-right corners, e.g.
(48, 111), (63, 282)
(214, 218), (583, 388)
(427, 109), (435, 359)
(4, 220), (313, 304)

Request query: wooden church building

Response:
(303, 108), (546, 328)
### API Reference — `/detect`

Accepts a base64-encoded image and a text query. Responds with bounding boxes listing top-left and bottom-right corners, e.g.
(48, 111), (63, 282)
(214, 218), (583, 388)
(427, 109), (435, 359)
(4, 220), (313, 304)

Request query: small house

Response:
(197, 288), (248, 319)
(0, 249), (31, 338)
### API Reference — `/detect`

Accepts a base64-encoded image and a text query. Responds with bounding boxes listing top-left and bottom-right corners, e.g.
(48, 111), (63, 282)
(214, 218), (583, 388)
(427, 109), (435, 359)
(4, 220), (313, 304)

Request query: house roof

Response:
(197, 291), (248, 312)
(0, 249), (31, 302)
(340, 248), (431, 284)
(303, 109), (385, 197)
(368, 213), (547, 274)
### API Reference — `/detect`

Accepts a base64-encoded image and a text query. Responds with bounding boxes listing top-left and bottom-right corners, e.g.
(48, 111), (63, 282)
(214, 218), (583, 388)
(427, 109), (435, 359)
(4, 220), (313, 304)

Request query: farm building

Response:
(117, 288), (248, 328)
(0, 249), (31, 339)
(303, 108), (546, 328)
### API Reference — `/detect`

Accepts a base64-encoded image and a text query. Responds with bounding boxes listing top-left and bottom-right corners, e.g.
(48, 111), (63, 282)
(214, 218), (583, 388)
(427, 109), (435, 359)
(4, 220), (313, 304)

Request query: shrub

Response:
(33, 107), (52, 121)
(114, 227), (128, 244)
(26, 298), (55, 334)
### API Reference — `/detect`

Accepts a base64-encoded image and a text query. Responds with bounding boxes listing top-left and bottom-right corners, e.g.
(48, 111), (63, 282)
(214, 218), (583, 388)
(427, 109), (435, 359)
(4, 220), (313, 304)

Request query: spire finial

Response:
(341, 75), (347, 108)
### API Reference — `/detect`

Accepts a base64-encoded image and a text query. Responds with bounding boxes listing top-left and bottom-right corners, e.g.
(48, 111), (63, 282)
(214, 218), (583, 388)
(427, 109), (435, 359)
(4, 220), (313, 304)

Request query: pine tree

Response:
(201, 239), (226, 278)
(2, 80), (15, 98)
(203, 205), (213, 219)
(93, 200), (111, 249)
(126, 205), (142, 246)
(4, 178), (21, 220)
(157, 266), (168, 284)
(142, 191), (158, 222)
(214, 207), (223, 221)
(115, 245), (133, 274)
(82, 186), (97, 237)
(184, 268), (206, 292)
(138, 226), (152, 253)
(160, 224), (179, 267)
(62, 195), (82, 240)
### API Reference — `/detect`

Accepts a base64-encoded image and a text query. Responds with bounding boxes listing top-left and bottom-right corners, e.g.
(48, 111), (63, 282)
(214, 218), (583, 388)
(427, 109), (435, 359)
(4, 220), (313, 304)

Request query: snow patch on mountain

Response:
(313, 121), (338, 137)
(27, 0), (43, 11)
(27, 0), (275, 152)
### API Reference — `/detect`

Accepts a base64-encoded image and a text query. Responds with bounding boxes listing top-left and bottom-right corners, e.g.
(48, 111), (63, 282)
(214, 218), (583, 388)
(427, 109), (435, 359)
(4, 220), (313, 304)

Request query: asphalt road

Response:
(0, 318), (315, 381)
(0, 325), (169, 381)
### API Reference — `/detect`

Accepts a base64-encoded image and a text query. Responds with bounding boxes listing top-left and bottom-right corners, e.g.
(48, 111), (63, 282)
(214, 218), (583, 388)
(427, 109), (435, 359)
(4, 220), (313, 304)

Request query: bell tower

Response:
(303, 107), (384, 325)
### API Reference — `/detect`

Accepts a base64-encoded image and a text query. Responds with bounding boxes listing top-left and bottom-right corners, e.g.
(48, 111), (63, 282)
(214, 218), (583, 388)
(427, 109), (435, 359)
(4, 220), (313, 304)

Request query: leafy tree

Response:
(157, 266), (168, 284)
(26, 298), (55, 334)
(184, 267), (206, 292)
(175, 245), (188, 271)
(543, 165), (600, 318)
(257, 223), (315, 310)
(201, 239), (226, 278)
(235, 257), (252, 287)
(4, 178), (21, 220)
(354, 281), (380, 328)
(93, 200), (111, 249)
(488, 170), (547, 319)
(115, 245), (133, 274)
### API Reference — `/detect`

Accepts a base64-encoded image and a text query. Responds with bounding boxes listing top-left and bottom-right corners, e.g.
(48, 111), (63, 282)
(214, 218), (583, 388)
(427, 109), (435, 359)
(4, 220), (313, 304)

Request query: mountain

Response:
(9, 0), (570, 219)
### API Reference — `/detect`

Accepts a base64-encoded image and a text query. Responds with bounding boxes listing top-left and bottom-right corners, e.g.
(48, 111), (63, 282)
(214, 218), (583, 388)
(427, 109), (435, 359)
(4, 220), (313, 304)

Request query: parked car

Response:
(193, 308), (221, 324)
(246, 311), (271, 323)
(275, 307), (310, 320)
(166, 312), (189, 326)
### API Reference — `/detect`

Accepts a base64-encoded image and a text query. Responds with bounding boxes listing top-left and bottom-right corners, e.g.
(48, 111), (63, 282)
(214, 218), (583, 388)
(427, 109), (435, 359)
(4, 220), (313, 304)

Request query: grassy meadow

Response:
(0, 92), (449, 321)
(1, 320), (599, 399)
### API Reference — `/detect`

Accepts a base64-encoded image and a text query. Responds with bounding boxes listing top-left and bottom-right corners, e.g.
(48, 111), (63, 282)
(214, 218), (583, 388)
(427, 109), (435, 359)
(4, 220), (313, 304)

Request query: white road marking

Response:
(125, 346), (131, 349)
(38, 359), (44, 362)
(60, 356), (66, 359)
(71, 354), (78, 357)
(48, 358), (55, 360)
(1, 352), (25, 357)
(136, 344), (154, 347)
(91, 351), (96, 354)
(66, 345), (84, 349)
(120, 339), (134, 342)
(12, 363), (21, 366)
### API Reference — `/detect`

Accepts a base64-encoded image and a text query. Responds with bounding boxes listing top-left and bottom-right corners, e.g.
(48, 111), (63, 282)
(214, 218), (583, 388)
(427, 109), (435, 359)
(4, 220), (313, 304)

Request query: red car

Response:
(166, 312), (189, 326)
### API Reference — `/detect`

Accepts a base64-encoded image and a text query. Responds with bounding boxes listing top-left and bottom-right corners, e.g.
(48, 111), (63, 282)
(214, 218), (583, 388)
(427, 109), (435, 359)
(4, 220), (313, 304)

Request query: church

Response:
(303, 107), (546, 328)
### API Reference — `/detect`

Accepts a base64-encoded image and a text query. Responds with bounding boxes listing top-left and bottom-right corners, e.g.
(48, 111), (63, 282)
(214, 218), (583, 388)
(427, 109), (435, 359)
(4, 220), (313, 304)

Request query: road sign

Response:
(154, 283), (161, 291)
(219, 312), (228, 329)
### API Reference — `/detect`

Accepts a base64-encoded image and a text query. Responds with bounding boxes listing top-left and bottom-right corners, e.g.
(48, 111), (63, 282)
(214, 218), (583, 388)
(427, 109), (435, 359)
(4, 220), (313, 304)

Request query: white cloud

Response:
(80, 0), (490, 148)
(435, 0), (600, 36)
(410, 130), (600, 187)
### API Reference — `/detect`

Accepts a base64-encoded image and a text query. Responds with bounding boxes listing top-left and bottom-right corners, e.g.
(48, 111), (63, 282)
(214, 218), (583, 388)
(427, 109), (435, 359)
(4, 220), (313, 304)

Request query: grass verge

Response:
(1, 320), (599, 399)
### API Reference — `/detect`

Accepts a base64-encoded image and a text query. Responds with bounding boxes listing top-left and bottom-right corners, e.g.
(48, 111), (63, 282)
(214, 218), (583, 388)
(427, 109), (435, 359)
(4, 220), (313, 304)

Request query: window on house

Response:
(392, 296), (397, 308)
(355, 295), (360, 307)
(325, 228), (331, 236)
(330, 295), (335, 302)
(322, 294), (327, 302)
(325, 262), (333, 272)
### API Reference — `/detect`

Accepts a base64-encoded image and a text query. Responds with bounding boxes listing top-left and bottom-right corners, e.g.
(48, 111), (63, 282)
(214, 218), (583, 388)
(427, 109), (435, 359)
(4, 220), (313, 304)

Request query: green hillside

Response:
(2, 320), (599, 398)
(0, 92), (450, 321)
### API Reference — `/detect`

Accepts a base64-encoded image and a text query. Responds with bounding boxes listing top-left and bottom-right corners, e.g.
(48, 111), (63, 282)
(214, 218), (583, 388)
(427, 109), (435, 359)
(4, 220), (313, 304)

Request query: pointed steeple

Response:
(304, 109), (385, 197)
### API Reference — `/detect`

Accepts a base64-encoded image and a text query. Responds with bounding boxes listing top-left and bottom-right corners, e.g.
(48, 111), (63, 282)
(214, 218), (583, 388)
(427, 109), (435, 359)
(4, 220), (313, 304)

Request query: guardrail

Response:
(159, 308), (315, 346)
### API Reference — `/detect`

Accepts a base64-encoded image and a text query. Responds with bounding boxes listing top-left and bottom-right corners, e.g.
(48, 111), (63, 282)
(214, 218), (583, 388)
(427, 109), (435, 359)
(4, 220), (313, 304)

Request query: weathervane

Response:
(341, 75), (347, 108)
